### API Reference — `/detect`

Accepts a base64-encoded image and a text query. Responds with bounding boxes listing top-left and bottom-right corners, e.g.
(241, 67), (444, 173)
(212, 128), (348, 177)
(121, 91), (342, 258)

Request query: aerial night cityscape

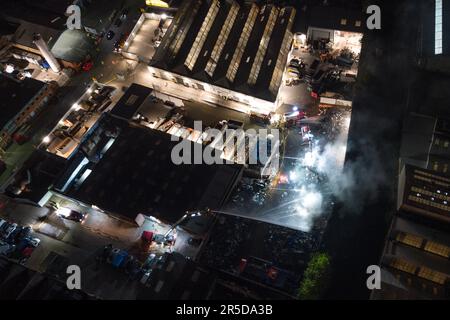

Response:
(0, 0), (448, 308)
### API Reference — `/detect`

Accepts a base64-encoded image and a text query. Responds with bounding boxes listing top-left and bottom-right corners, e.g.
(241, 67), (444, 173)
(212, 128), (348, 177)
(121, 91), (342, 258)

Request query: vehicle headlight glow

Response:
(56, 207), (71, 217)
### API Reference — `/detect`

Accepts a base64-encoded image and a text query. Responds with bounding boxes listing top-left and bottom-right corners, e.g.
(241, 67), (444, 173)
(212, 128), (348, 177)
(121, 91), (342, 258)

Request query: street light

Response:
(42, 136), (51, 144)
(72, 103), (81, 111)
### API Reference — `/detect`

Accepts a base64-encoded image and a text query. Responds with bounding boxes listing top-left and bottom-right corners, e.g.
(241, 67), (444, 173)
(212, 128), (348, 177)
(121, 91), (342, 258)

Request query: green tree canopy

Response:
(298, 252), (331, 300)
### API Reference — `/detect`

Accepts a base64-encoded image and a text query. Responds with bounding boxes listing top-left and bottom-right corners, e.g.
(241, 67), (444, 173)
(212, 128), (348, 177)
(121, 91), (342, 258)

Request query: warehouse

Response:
(148, 0), (296, 114)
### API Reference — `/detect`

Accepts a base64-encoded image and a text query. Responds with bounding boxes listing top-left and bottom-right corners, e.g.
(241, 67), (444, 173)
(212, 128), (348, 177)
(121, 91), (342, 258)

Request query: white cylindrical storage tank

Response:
(33, 34), (61, 73)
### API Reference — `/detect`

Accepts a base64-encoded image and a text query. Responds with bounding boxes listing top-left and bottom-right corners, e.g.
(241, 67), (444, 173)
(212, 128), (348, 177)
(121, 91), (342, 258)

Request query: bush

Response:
(298, 252), (331, 300)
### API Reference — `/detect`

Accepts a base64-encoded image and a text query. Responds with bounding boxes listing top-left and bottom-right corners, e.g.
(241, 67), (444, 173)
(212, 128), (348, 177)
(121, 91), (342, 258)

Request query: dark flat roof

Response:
(0, 75), (45, 129)
(1, 0), (68, 31)
(109, 83), (153, 120)
(306, 5), (365, 33)
(64, 116), (242, 223)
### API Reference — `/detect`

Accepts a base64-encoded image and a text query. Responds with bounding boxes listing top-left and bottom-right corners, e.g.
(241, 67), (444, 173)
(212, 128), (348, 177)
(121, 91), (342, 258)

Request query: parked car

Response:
(113, 40), (121, 53)
(98, 244), (113, 263)
(289, 58), (300, 66)
(306, 59), (321, 76)
(311, 69), (327, 85)
(111, 250), (128, 268)
(82, 60), (93, 72)
(56, 207), (86, 223)
(227, 119), (244, 130)
(10, 236), (40, 262)
(2, 223), (17, 240)
(334, 55), (353, 68)
(29, 237), (41, 248)
(0, 241), (16, 256)
(0, 219), (6, 230)
(97, 86), (116, 97)
(106, 30), (115, 40)
(8, 226), (25, 243)
(16, 226), (32, 243)
(114, 18), (123, 27)
(249, 112), (271, 125)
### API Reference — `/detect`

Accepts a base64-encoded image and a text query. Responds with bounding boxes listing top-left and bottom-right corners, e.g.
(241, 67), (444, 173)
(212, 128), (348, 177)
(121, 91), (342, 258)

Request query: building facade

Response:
(372, 164), (450, 299)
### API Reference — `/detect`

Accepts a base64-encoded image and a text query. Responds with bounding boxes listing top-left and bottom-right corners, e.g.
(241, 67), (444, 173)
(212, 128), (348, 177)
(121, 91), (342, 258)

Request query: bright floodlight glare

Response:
(56, 207), (71, 217)
(270, 113), (281, 124)
(303, 191), (322, 210)
(161, 13), (167, 19)
(5, 64), (14, 73)
(295, 205), (309, 218)
(343, 116), (351, 129)
(303, 151), (315, 167)
(72, 103), (81, 111)
(289, 170), (298, 182)
(87, 88), (93, 94)
(42, 136), (51, 144)
(293, 106), (298, 111)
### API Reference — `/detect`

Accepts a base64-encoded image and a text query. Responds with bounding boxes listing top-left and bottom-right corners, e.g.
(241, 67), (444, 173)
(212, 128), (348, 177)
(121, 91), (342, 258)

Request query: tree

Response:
(298, 252), (331, 300)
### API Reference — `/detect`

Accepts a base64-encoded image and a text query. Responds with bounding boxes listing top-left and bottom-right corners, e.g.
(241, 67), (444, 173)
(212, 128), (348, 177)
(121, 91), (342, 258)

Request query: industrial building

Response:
(399, 113), (450, 176)
(418, 0), (450, 73)
(148, 0), (296, 114)
(372, 164), (450, 299)
(0, 74), (58, 149)
(49, 114), (243, 227)
(304, 5), (364, 43)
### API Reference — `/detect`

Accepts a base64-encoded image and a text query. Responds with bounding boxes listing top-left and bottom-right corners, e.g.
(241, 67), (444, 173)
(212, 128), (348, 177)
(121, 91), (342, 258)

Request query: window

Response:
(424, 240), (450, 258)
(390, 258), (416, 274)
(355, 20), (361, 27)
(396, 232), (423, 249)
(205, 1), (239, 77)
(226, 3), (259, 82)
(418, 267), (447, 285)
(435, 0), (443, 55)
(340, 18), (347, 25)
(185, 0), (220, 70)
(248, 6), (278, 85)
